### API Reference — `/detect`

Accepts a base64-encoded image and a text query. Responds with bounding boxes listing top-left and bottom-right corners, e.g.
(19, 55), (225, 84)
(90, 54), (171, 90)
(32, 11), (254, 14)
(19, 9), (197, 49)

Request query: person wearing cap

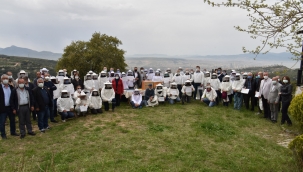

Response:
(44, 74), (58, 123)
(57, 90), (74, 122)
(220, 75), (232, 106)
(167, 82), (180, 104)
(101, 81), (116, 111)
(32, 78), (53, 133)
(243, 72), (255, 111)
(144, 83), (156, 106)
(6, 71), (17, 88)
(201, 84), (217, 107)
(88, 89), (103, 114)
(10, 78), (36, 139)
(112, 74), (124, 106)
(259, 72), (272, 119)
(210, 73), (221, 105)
(130, 89), (144, 109)
(181, 80), (195, 104)
(192, 66), (205, 100)
(232, 73), (244, 110)
(75, 91), (89, 116)
(133, 67), (142, 88)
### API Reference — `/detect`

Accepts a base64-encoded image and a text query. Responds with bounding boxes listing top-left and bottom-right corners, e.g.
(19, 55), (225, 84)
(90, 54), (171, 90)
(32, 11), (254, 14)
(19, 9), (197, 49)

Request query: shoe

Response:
(1, 136), (7, 139)
(28, 132), (36, 136)
(62, 120), (66, 123)
(40, 129), (45, 133)
(11, 133), (20, 136)
(51, 120), (58, 123)
(45, 126), (51, 130)
(20, 135), (25, 139)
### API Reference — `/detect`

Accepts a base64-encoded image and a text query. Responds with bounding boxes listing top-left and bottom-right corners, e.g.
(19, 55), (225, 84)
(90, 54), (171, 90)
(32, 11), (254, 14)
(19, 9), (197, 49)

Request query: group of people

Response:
(0, 66), (294, 139)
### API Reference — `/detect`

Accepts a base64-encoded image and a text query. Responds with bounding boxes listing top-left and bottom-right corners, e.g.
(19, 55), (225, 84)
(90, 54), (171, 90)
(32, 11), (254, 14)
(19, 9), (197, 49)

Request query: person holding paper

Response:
(192, 66), (204, 100)
(243, 72), (255, 111)
(181, 80), (195, 104)
(167, 82), (180, 104)
(130, 89), (144, 109)
(145, 84), (158, 107)
(210, 73), (221, 105)
(172, 70), (183, 99)
(220, 75), (232, 106)
(259, 72), (272, 119)
(155, 83), (166, 103)
(101, 81), (116, 111)
(267, 77), (281, 123)
(232, 73), (244, 110)
(75, 92), (89, 116)
(201, 85), (217, 107)
(88, 89), (103, 114)
(57, 90), (74, 122)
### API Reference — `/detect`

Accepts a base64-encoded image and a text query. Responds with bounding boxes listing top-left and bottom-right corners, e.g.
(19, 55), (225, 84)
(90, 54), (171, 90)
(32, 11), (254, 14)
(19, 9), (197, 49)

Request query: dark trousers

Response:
(177, 85), (183, 98)
(37, 106), (50, 130)
(32, 110), (37, 120)
(182, 94), (191, 103)
(215, 90), (221, 104)
(281, 101), (292, 124)
(4, 106), (16, 135)
(115, 94), (121, 106)
(130, 101), (144, 108)
(104, 98), (116, 111)
(49, 102), (55, 121)
(243, 91), (255, 110)
(193, 83), (202, 99)
(18, 105), (33, 135)
(228, 94), (233, 103)
(0, 107), (10, 137)
(261, 95), (270, 118)
(53, 99), (58, 117)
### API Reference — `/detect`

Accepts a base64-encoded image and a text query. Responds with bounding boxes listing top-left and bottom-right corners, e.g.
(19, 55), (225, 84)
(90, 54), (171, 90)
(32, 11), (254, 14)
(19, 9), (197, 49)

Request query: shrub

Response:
(289, 93), (303, 127)
(289, 134), (303, 169)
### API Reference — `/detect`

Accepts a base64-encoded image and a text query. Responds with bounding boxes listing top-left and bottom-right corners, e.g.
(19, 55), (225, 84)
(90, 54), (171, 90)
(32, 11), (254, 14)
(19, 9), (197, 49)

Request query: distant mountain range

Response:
(0, 45), (62, 60)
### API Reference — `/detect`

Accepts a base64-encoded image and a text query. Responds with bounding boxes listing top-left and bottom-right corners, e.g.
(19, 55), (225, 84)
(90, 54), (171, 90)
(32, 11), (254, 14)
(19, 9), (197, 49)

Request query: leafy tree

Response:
(56, 32), (127, 77)
(204, 0), (303, 59)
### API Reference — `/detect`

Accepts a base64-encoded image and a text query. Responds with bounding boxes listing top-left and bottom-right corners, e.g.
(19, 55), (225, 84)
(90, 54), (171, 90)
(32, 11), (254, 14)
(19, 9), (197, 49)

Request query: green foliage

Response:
(289, 93), (303, 127)
(289, 134), (303, 168)
(56, 32), (127, 77)
(204, 0), (303, 59)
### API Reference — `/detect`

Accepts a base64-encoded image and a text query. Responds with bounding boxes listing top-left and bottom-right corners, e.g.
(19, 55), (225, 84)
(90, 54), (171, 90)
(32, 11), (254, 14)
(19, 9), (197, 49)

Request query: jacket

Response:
(32, 86), (53, 111)
(10, 87), (35, 111)
(280, 83), (292, 103)
(268, 83), (281, 103)
(112, 79), (124, 95)
(0, 84), (14, 113)
(202, 88), (217, 101)
(244, 78), (255, 94)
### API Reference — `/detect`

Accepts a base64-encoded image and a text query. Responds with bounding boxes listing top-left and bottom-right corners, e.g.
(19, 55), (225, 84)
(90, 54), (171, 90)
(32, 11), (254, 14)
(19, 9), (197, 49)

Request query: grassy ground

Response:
(0, 100), (300, 172)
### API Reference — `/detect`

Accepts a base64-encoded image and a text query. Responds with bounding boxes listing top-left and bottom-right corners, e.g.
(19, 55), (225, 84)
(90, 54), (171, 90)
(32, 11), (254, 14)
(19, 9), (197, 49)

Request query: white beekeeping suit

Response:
(241, 72), (248, 85)
(127, 70), (135, 88)
(181, 79), (195, 97)
(51, 77), (62, 99)
(71, 69), (78, 79)
(101, 81), (115, 102)
(172, 72), (182, 85)
(154, 83), (166, 102)
(152, 71), (163, 82)
(220, 75), (232, 102)
(56, 69), (65, 84)
(75, 91), (89, 115)
(210, 73), (220, 91)
(84, 73), (94, 94)
(92, 73), (100, 91)
(88, 89), (103, 114)
(57, 90), (74, 114)
(232, 73), (244, 92)
(167, 82), (179, 100)
(63, 77), (74, 97)
(163, 72), (171, 88)
(178, 67), (184, 75)
(108, 71), (115, 82)
(121, 72), (129, 90)
(166, 68), (174, 78)
(147, 68), (155, 80)
(99, 71), (108, 90)
(204, 71), (211, 87)
(181, 71), (191, 85)
(16, 70), (30, 82)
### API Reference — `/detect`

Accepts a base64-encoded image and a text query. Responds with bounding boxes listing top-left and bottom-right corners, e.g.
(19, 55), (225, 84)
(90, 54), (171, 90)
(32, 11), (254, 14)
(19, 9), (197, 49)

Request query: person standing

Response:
(243, 72), (255, 111)
(267, 77), (281, 123)
(192, 66), (204, 100)
(280, 76), (293, 125)
(259, 72), (272, 119)
(254, 72), (264, 114)
(1, 74), (20, 139)
(111, 74), (124, 107)
(133, 67), (141, 88)
(32, 78), (53, 133)
(33, 71), (42, 88)
(10, 78), (36, 139)
(72, 73), (84, 91)
(44, 75), (58, 123)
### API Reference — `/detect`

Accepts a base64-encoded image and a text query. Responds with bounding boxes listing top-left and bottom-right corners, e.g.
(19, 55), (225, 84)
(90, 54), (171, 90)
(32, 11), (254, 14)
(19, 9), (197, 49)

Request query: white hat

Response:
(122, 72), (126, 74)
(59, 69), (64, 72)
(185, 79), (191, 83)
(19, 70), (26, 73)
(61, 90), (68, 93)
(225, 75), (230, 78)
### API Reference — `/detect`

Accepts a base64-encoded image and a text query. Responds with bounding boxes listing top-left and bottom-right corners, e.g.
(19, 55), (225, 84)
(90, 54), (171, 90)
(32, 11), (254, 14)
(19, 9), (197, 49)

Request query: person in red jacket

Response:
(112, 74), (124, 106)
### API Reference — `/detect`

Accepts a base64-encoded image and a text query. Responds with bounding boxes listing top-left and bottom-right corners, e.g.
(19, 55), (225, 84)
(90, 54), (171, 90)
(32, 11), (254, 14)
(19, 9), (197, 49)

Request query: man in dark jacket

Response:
(32, 78), (53, 133)
(43, 74), (58, 123)
(144, 84), (155, 106)
(243, 72), (256, 111)
(10, 78), (36, 139)
(133, 67), (142, 88)
(0, 74), (19, 139)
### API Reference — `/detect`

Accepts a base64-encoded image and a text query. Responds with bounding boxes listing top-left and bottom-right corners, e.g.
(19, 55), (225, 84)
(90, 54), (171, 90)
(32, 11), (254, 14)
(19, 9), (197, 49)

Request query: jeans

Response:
(202, 98), (216, 107)
(37, 106), (50, 130)
(168, 97), (180, 104)
(59, 111), (74, 120)
(193, 83), (202, 99)
(234, 92), (243, 110)
(130, 101), (144, 108)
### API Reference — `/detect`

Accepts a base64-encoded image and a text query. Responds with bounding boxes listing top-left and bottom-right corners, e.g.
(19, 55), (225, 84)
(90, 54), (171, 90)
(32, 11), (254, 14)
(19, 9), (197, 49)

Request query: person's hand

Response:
(36, 108), (40, 111)
(267, 101), (269, 104)
(258, 96), (261, 99)
(13, 110), (16, 115)
(30, 106), (34, 111)
(200, 84), (203, 87)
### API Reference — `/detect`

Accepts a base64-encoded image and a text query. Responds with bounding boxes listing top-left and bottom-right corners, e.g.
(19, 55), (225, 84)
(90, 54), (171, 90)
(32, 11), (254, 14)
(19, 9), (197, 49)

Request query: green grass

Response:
(0, 101), (299, 172)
